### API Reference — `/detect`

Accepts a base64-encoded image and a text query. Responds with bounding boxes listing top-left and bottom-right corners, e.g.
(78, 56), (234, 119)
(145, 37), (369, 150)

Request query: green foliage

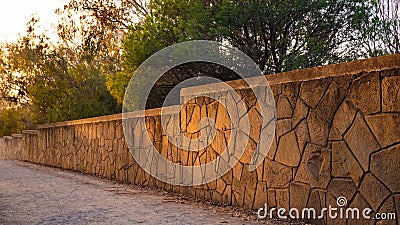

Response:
(1, 0), (397, 128)
(1, 18), (120, 124)
(212, 0), (379, 73)
(366, 0), (400, 55)
(0, 107), (33, 137)
(106, 0), (218, 104)
(106, 0), (384, 103)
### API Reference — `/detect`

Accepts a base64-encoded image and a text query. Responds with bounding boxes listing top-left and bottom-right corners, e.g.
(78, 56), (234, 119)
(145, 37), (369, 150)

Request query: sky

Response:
(0, 0), (65, 43)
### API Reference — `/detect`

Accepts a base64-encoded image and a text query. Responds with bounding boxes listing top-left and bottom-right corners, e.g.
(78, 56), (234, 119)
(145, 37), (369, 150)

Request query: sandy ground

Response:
(0, 160), (299, 225)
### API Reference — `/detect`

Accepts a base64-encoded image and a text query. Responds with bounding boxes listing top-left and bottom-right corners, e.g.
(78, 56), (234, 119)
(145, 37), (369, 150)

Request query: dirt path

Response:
(0, 160), (294, 225)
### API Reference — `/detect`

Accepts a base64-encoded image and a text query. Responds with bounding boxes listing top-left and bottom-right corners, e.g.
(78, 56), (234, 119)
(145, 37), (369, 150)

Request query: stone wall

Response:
(1, 54), (399, 225)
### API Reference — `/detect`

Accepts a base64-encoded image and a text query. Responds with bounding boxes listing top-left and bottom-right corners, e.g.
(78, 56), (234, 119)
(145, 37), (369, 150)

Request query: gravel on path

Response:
(0, 160), (295, 225)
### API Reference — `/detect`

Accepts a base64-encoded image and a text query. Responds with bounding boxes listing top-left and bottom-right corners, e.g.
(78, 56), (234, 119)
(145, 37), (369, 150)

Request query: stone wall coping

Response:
(37, 54), (399, 129)
(3, 136), (12, 140)
(38, 105), (181, 129)
(11, 134), (23, 138)
(22, 130), (39, 135)
(181, 54), (400, 96)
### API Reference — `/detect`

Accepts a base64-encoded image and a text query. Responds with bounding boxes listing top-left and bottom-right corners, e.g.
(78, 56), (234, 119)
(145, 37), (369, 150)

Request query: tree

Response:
(0, 107), (34, 137)
(1, 17), (120, 124)
(213, 0), (380, 73)
(106, 0), (381, 105)
(106, 0), (242, 105)
(375, 0), (400, 54)
(55, 0), (150, 75)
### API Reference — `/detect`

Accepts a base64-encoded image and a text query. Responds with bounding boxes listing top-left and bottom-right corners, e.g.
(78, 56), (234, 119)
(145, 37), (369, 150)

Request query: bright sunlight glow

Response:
(0, 0), (65, 43)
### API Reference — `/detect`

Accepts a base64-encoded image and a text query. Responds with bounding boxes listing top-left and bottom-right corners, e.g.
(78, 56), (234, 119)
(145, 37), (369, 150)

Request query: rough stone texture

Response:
(307, 111), (330, 147)
(276, 95), (293, 119)
(382, 76), (400, 112)
(1, 55), (400, 225)
(294, 143), (331, 189)
(291, 98), (309, 128)
(347, 193), (375, 225)
(366, 114), (400, 148)
(294, 119), (310, 155)
(300, 77), (331, 109)
(370, 144), (400, 193)
(331, 141), (363, 185)
(264, 160), (292, 188)
(348, 72), (381, 114)
(329, 100), (357, 141)
(359, 173), (391, 211)
(289, 182), (310, 210)
(275, 131), (300, 167)
(315, 82), (347, 124)
(327, 178), (357, 205)
(395, 194), (400, 224)
(377, 196), (397, 225)
(344, 113), (380, 171)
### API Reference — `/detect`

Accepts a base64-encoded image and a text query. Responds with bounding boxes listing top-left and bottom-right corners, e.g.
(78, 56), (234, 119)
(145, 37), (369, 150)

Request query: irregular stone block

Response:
(347, 193), (374, 225)
(294, 119), (310, 154)
(276, 119), (292, 138)
(327, 178), (357, 206)
(308, 111), (329, 147)
(247, 106), (262, 141)
(271, 83), (282, 97)
(291, 98), (309, 128)
(282, 82), (300, 107)
(395, 194), (400, 224)
(267, 189), (276, 207)
(366, 114), (400, 148)
(371, 144), (400, 193)
(300, 77), (331, 109)
(348, 72), (381, 114)
(306, 190), (325, 225)
(307, 149), (323, 179)
(215, 178), (226, 195)
(382, 76), (400, 112)
(316, 82), (347, 124)
(210, 130), (228, 156)
(244, 186), (256, 209)
(215, 102), (231, 132)
(331, 141), (364, 185)
(275, 131), (301, 167)
(253, 182), (267, 209)
(241, 166), (257, 191)
(289, 182), (311, 210)
(332, 74), (354, 90)
(264, 160), (293, 188)
(276, 95), (293, 119)
(294, 143), (331, 189)
(222, 185), (232, 205)
(232, 162), (243, 181)
(359, 173), (391, 211)
(344, 113), (380, 171)
(186, 104), (201, 134)
(276, 189), (289, 212)
(232, 178), (245, 207)
(329, 99), (357, 141)
(376, 196), (397, 225)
